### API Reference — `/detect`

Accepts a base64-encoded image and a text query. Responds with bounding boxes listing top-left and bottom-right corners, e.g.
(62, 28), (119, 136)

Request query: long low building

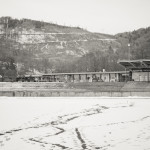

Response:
(17, 71), (129, 82)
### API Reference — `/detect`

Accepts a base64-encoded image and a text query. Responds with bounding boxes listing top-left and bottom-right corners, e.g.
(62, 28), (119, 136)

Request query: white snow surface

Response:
(0, 97), (150, 150)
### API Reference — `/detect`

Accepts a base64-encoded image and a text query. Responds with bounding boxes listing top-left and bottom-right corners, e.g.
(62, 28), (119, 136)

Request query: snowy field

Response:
(0, 97), (150, 150)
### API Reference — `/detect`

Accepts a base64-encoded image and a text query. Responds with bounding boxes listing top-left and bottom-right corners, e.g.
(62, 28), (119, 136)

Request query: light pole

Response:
(128, 43), (131, 60)
(2, 66), (6, 82)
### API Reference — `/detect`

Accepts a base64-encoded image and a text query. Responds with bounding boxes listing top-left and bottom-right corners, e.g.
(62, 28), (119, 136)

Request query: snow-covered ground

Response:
(0, 97), (150, 150)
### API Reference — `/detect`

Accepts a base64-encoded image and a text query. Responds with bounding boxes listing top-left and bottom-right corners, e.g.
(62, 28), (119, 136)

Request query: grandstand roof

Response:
(118, 59), (150, 70)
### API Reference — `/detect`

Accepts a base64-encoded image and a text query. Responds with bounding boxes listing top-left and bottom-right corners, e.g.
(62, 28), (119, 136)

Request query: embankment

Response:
(0, 81), (150, 97)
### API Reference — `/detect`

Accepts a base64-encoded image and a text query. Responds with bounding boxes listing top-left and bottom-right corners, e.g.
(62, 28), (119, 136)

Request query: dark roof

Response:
(118, 59), (150, 70)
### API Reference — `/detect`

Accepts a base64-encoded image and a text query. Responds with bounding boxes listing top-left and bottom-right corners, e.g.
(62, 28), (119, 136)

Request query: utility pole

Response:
(128, 43), (131, 60)
(4, 17), (8, 39)
(128, 32), (132, 60)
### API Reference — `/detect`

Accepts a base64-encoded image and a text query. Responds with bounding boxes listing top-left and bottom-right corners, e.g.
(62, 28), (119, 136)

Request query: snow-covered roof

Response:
(42, 71), (129, 76)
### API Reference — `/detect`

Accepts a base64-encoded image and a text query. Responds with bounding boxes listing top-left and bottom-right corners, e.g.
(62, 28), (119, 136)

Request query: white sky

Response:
(0, 0), (150, 34)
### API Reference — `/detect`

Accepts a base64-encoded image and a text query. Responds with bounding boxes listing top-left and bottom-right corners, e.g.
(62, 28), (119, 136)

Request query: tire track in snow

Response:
(0, 103), (141, 150)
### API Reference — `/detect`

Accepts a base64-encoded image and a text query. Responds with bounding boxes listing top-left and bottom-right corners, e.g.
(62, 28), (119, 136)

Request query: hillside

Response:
(0, 17), (150, 76)
(115, 27), (150, 60)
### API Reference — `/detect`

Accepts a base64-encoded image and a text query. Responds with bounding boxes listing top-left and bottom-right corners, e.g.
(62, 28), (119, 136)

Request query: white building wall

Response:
(74, 74), (80, 82)
(101, 74), (110, 82)
(87, 74), (92, 82)
(80, 75), (86, 82)
(110, 73), (119, 82)
(132, 72), (150, 81)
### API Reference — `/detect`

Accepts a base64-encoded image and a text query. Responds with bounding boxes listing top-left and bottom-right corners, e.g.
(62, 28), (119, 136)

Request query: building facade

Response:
(16, 71), (129, 83)
(118, 59), (150, 82)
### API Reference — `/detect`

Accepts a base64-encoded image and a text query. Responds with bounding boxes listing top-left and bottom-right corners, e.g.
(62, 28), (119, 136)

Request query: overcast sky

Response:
(0, 0), (150, 34)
